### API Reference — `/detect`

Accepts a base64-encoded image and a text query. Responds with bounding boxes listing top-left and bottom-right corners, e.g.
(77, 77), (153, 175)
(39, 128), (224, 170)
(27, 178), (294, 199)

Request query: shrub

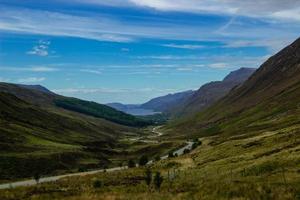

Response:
(92, 179), (103, 188)
(183, 149), (190, 154)
(145, 168), (152, 187)
(154, 172), (163, 191)
(191, 141), (202, 150)
(168, 152), (174, 158)
(193, 138), (199, 143)
(78, 167), (86, 172)
(139, 155), (149, 166)
(33, 172), (40, 183)
(128, 159), (136, 168)
(155, 156), (161, 161)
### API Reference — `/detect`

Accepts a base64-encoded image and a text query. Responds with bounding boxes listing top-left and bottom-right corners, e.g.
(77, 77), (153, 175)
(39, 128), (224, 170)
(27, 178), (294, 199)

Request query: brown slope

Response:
(167, 37), (300, 138)
(173, 68), (255, 117)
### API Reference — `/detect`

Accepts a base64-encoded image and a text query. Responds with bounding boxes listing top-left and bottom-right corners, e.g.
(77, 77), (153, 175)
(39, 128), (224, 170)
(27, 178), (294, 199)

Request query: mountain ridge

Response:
(166, 37), (300, 138)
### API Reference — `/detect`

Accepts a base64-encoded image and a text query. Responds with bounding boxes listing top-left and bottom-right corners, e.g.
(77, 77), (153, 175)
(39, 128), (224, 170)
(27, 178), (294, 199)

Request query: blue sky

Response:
(0, 0), (300, 103)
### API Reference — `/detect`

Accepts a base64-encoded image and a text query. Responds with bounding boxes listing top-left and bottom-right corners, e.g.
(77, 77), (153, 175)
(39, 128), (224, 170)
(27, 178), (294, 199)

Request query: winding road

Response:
(0, 126), (194, 190)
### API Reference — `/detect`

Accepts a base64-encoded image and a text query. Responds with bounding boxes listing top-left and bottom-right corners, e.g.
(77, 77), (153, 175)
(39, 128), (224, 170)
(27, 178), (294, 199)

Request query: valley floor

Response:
(1, 124), (300, 200)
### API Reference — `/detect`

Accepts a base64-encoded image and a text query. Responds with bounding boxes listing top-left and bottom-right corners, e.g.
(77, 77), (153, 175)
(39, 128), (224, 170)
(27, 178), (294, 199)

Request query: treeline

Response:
(54, 98), (152, 127)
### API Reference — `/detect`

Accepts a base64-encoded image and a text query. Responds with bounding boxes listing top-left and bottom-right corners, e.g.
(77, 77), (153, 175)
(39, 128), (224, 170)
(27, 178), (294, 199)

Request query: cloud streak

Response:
(74, 0), (300, 21)
(17, 77), (46, 83)
(0, 66), (59, 72)
(162, 44), (204, 49)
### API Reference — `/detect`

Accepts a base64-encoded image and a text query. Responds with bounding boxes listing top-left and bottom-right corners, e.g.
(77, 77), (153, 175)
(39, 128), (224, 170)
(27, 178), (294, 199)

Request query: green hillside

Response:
(0, 91), (139, 181)
(0, 82), (152, 127)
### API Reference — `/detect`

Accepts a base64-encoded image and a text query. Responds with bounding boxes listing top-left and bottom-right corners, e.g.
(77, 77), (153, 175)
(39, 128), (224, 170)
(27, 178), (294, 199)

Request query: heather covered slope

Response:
(166, 37), (300, 138)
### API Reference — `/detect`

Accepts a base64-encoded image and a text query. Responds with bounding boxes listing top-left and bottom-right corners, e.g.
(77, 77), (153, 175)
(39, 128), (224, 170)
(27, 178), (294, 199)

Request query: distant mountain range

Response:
(108, 90), (194, 116)
(108, 68), (255, 117)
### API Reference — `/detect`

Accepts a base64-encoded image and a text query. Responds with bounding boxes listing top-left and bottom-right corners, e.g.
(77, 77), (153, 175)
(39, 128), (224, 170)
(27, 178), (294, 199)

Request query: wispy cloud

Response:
(0, 66), (59, 72)
(17, 77), (46, 83)
(0, 77), (10, 82)
(223, 39), (292, 53)
(136, 55), (199, 60)
(27, 40), (51, 57)
(81, 0), (300, 22)
(208, 63), (229, 69)
(162, 44), (204, 49)
(80, 69), (103, 75)
(52, 87), (178, 95)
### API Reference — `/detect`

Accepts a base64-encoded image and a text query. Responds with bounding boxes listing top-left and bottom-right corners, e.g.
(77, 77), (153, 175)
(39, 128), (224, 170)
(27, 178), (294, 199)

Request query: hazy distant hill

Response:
(107, 90), (194, 116)
(141, 90), (195, 112)
(167, 37), (300, 138)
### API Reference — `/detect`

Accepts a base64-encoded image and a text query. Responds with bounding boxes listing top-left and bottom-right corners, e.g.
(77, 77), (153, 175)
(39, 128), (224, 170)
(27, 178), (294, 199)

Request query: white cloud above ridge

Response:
(17, 77), (46, 83)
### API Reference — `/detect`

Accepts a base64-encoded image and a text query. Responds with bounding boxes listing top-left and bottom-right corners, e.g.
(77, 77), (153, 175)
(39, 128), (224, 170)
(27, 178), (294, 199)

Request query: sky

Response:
(0, 0), (300, 104)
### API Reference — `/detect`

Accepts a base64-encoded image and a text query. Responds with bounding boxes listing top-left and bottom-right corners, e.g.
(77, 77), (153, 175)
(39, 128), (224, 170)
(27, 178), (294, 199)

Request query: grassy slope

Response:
(0, 91), (138, 181)
(2, 124), (299, 200)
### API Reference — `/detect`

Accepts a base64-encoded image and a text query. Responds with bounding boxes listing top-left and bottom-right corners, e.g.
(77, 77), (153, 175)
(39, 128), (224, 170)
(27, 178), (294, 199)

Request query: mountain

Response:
(108, 68), (255, 117)
(141, 90), (195, 112)
(17, 84), (54, 94)
(107, 90), (194, 116)
(173, 68), (256, 117)
(0, 82), (150, 127)
(166, 37), (300, 139)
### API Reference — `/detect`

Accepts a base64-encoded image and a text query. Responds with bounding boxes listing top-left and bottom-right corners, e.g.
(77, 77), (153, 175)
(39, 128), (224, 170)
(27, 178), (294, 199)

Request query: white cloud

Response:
(27, 40), (51, 57)
(0, 66), (58, 72)
(121, 48), (130, 52)
(223, 39), (292, 53)
(162, 44), (204, 49)
(136, 55), (199, 60)
(176, 67), (195, 71)
(17, 77), (46, 83)
(209, 63), (229, 69)
(52, 87), (178, 94)
(0, 77), (10, 82)
(0, 5), (299, 50)
(80, 69), (103, 75)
